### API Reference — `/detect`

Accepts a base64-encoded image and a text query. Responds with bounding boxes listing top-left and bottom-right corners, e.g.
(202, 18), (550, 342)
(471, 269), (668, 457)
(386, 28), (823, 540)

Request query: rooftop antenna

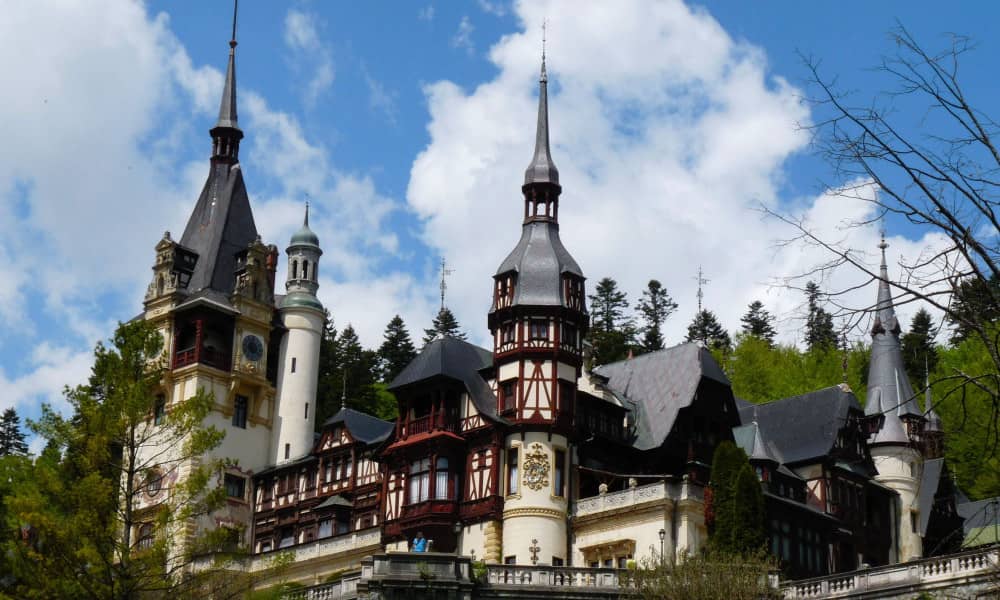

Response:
(841, 330), (849, 384)
(693, 266), (709, 313)
(439, 257), (454, 311)
(541, 19), (547, 71)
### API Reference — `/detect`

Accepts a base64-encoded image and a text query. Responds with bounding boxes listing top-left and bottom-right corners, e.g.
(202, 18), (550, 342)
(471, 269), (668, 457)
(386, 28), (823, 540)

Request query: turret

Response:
(865, 234), (924, 562)
(490, 49), (586, 567)
(272, 205), (324, 464)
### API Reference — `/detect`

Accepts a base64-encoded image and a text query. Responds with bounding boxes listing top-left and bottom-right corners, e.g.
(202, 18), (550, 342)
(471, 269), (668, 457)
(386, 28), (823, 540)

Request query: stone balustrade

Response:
(783, 545), (999, 598)
(283, 574), (361, 600)
(572, 480), (688, 517)
(486, 563), (626, 588)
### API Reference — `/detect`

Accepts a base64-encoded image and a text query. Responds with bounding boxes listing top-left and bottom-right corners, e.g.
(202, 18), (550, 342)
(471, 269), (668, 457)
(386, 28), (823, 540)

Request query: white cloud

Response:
(477, 0), (508, 17)
(407, 0), (949, 350)
(283, 9), (335, 107)
(451, 16), (475, 54)
(362, 65), (398, 125)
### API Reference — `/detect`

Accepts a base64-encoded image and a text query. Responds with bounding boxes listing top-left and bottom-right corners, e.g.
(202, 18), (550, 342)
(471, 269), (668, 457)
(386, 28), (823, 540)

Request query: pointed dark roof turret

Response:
(523, 53), (559, 186)
(865, 234), (922, 437)
(178, 2), (257, 296)
(210, 1), (243, 162)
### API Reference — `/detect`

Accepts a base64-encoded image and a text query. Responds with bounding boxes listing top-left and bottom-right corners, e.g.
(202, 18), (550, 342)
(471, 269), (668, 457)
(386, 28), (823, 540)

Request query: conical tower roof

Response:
(523, 54), (559, 186)
(866, 235), (921, 444)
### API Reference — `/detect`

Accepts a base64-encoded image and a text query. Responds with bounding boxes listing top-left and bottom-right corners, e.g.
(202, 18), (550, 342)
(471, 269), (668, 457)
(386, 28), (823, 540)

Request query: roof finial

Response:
(541, 19), (547, 83)
(304, 200), (310, 227)
(230, 0), (239, 48)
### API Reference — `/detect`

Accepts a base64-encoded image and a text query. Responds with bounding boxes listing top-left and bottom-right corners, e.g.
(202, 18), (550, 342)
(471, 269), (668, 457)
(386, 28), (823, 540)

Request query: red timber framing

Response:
(251, 422), (383, 554)
(381, 379), (504, 549)
(171, 308), (235, 372)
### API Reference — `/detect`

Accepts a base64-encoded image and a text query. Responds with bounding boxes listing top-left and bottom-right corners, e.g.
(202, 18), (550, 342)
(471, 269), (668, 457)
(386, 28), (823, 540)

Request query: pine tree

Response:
(339, 325), (381, 414)
(740, 300), (776, 346)
(423, 307), (466, 344)
(805, 281), (837, 351)
(379, 315), (417, 382)
(587, 277), (636, 365)
(707, 441), (765, 555)
(0, 408), (28, 456)
(902, 308), (939, 385)
(947, 274), (1000, 345)
(686, 309), (731, 351)
(637, 279), (678, 352)
(315, 310), (343, 429)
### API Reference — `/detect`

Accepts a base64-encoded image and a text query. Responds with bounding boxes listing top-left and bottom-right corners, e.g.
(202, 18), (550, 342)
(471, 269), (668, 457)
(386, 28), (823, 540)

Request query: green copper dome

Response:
(281, 291), (324, 311)
(289, 203), (320, 248)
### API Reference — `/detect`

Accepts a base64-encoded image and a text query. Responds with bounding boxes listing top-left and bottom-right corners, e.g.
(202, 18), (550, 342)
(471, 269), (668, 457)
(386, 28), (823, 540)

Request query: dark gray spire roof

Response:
(179, 164), (257, 295)
(322, 407), (394, 445)
(215, 40), (240, 131)
(491, 221), (584, 308)
(865, 236), (922, 428)
(523, 56), (559, 186)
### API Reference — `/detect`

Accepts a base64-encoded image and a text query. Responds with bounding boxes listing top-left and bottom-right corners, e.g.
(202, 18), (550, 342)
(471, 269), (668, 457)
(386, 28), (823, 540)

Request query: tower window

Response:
(530, 319), (549, 341)
(501, 380), (517, 413)
(501, 322), (516, 345)
(291, 357), (297, 373)
(284, 444), (290, 460)
(554, 450), (566, 498)
(305, 403), (309, 419)
(303, 260), (309, 279)
(507, 447), (519, 496)
(233, 395), (248, 429)
(153, 394), (166, 425)
(561, 323), (577, 347)
(292, 261), (298, 279)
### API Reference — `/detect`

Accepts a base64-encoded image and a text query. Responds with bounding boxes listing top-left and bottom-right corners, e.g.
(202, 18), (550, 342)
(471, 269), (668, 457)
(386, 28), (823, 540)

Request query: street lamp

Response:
(452, 521), (462, 555)
(658, 529), (666, 566)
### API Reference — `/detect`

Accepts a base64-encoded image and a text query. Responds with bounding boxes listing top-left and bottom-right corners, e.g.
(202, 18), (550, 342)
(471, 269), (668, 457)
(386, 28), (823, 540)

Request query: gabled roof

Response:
(738, 385), (861, 466)
(179, 164), (258, 295)
(594, 343), (731, 451)
(315, 494), (353, 510)
(918, 458), (948, 536)
(389, 336), (501, 422)
(322, 407), (394, 445)
(957, 497), (1000, 547)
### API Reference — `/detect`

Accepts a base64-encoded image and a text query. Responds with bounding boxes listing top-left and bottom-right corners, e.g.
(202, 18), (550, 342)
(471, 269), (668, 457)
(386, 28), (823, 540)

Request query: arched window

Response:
(145, 469), (162, 497)
(292, 260), (298, 279)
(137, 523), (155, 550)
(435, 457), (450, 500)
(156, 275), (164, 295)
(303, 260), (309, 280)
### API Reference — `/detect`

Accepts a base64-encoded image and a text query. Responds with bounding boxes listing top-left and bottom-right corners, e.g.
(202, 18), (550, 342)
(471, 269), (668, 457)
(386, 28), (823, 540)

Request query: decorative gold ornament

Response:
(522, 443), (550, 491)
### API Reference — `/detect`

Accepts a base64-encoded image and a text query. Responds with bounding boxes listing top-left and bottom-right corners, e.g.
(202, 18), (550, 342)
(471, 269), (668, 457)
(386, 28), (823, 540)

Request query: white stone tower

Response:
(488, 51), (588, 565)
(865, 234), (925, 562)
(272, 205), (324, 464)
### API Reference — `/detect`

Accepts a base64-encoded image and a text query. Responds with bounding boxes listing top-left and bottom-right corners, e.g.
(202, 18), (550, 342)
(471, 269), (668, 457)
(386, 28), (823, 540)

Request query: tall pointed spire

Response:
(524, 22), (559, 186)
(865, 233), (922, 437)
(211, 0), (243, 162)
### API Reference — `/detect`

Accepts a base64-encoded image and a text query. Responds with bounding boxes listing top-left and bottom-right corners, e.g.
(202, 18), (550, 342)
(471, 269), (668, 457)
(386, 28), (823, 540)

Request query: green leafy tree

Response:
(0, 407), (28, 456)
(685, 309), (731, 351)
(707, 441), (766, 555)
(636, 279), (678, 352)
(804, 282), (837, 351)
(587, 277), (637, 365)
(378, 315), (417, 382)
(423, 307), (466, 344)
(901, 308), (939, 386)
(0, 320), (260, 599)
(740, 300), (777, 347)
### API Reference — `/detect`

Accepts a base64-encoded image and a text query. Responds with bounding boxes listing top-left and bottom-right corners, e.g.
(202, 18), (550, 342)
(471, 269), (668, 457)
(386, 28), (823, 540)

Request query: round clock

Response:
(242, 334), (264, 361)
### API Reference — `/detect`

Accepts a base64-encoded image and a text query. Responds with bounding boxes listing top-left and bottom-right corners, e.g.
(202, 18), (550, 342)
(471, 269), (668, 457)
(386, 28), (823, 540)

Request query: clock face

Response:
(242, 334), (264, 361)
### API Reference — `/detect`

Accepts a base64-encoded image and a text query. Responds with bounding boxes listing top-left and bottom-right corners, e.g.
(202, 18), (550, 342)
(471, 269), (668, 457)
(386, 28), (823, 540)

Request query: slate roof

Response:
(918, 458), (946, 536)
(323, 407), (394, 445)
(866, 239), (922, 422)
(179, 164), (257, 295)
(389, 336), (501, 422)
(524, 57), (558, 186)
(492, 222), (584, 308)
(594, 343), (730, 451)
(738, 385), (861, 466)
(958, 497), (1000, 547)
(315, 494), (353, 510)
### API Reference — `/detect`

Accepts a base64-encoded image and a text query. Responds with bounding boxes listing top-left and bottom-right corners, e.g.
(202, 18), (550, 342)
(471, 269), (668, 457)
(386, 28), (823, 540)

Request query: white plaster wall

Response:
(459, 522), (487, 559)
(872, 445), (923, 561)
(502, 432), (569, 564)
(498, 362), (519, 381)
(573, 515), (672, 567)
(272, 307), (324, 465)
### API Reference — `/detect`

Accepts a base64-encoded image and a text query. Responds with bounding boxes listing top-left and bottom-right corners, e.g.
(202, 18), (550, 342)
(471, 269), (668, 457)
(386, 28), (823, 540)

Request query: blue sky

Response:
(2, 0), (998, 446)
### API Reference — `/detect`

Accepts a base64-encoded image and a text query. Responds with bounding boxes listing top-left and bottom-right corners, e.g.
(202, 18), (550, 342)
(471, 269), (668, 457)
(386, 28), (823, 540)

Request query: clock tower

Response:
(489, 53), (588, 565)
(271, 205), (324, 464)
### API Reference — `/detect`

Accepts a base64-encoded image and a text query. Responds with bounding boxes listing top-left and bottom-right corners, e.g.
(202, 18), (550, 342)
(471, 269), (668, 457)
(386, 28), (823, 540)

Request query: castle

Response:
(134, 16), (980, 594)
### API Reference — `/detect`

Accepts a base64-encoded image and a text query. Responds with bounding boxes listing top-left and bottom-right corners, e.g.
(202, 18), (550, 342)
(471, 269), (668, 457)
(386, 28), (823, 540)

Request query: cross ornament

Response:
(529, 538), (541, 565)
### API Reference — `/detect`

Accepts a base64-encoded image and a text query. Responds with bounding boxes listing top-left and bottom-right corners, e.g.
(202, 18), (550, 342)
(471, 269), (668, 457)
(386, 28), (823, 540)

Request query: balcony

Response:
(172, 345), (230, 371)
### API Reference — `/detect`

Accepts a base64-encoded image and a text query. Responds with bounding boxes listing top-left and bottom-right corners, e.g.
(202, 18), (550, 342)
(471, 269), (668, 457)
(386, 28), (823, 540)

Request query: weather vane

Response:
(693, 266), (709, 313)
